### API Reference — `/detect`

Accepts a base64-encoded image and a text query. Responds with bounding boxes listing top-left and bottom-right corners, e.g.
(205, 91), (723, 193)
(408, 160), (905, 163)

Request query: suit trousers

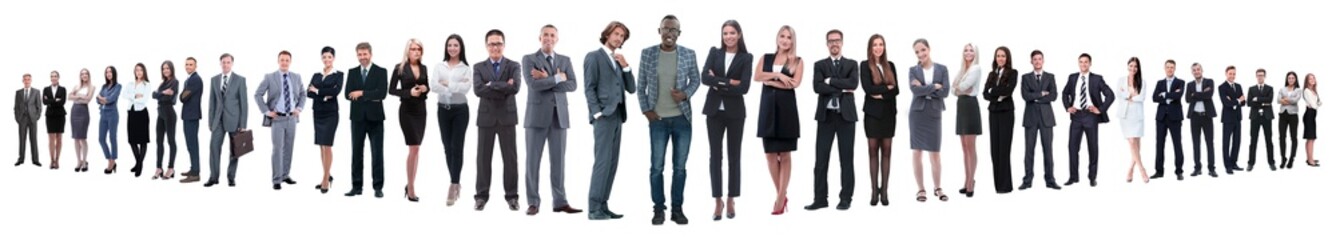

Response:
(1221, 119), (1242, 171)
(525, 110), (569, 208)
(813, 110), (855, 204)
(1155, 120), (1185, 176)
(1023, 127), (1057, 185)
(208, 129), (240, 183)
(988, 111), (1014, 193)
(183, 120), (201, 175)
(476, 124), (519, 202)
(1249, 119), (1275, 168)
(588, 113), (624, 214)
(707, 114), (744, 198)
(18, 119), (39, 163)
(156, 108), (178, 169)
(1066, 114), (1099, 183)
(1189, 114), (1216, 172)
(349, 120), (386, 191)
(270, 116), (296, 184)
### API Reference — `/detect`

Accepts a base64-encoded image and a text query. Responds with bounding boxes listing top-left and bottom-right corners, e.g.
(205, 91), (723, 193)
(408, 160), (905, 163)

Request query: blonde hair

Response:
(400, 38), (424, 68)
(955, 43), (980, 84)
(776, 25), (798, 69)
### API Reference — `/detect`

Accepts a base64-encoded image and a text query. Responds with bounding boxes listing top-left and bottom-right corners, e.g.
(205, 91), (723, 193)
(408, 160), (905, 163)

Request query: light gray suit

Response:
(208, 72), (248, 183)
(15, 87), (42, 164)
(583, 47), (635, 216)
(254, 70), (305, 185)
(521, 50), (579, 208)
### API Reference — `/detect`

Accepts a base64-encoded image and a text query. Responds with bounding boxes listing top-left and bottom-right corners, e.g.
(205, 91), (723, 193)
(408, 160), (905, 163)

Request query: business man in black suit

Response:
(1061, 54), (1114, 187)
(345, 42), (389, 198)
(1185, 63), (1218, 177)
(179, 57), (206, 183)
(807, 30), (859, 210)
(474, 29), (523, 211)
(1247, 68), (1276, 171)
(1151, 60), (1187, 180)
(1019, 50), (1060, 190)
(1218, 66), (1247, 174)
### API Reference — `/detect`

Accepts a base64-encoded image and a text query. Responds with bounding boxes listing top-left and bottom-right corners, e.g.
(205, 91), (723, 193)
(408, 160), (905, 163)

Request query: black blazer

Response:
(473, 58), (522, 127)
(1021, 71), (1058, 128)
(1247, 84), (1274, 121)
(1186, 78), (1218, 118)
(345, 64), (389, 122)
(42, 86), (66, 117)
(1062, 73), (1115, 123)
(812, 57), (859, 122)
(307, 71), (344, 114)
(181, 72), (204, 120)
(700, 47), (753, 119)
(983, 68), (1018, 112)
(1152, 77), (1186, 122)
(859, 60), (899, 119)
(1218, 81), (1245, 122)
(152, 79), (179, 110)
(388, 63), (430, 105)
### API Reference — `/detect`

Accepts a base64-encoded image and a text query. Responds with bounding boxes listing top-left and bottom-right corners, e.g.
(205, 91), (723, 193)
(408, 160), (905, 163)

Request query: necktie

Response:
(545, 55), (554, 73)
(493, 61), (501, 78)
(361, 68), (368, 81)
(1079, 75), (1088, 109)
(282, 73), (291, 113)
(221, 75), (229, 93)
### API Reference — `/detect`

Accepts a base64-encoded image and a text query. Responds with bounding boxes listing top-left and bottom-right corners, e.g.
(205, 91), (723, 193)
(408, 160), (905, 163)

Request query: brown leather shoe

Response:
(526, 206), (539, 216)
(553, 205), (584, 214)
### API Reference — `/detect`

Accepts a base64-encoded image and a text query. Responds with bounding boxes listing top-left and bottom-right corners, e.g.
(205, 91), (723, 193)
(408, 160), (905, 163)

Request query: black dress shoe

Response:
(474, 200), (487, 211)
(1064, 180), (1078, 186)
(526, 206), (539, 216)
(374, 190), (384, 198)
(835, 201), (851, 210)
(553, 205), (584, 214)
(14, 161), (22, 166)
(344, 189), (362, 197)
(803, 202), (828, 210)
(1190, 170), (1202, 177)
(605, 210), (624, 219)
(1090, 180), (1097, 187)
(228, 181), (236, 187)
(1209, 172), (1218, 178)
(1018, 182), (1032, 190)
(651, 210), (665, 225)
(670, 210), (688, 225)
(203, 181), (219, 187)
(1247, 165), (1254, 172)
(1176, 175), (1185, 181)
(273, 184), (282, 190)
(283, 178), (297, 185)
(506, 199), (520, 211)
(1045, 184), (1062, 190)
(1149, 173), (1164, 179)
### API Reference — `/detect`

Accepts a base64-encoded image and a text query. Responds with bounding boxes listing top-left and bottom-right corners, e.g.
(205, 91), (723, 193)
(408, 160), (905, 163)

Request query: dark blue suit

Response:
(1186, 78), (1217, 175)
(1151, 77), (1186, 178)
(1061, 73), (1114, 185)
(1218, 81), (1245, 173)
(181, 72), (205, 176)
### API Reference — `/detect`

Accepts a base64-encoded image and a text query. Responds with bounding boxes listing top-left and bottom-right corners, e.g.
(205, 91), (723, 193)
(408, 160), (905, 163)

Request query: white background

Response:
(3, 0), (1332, 239)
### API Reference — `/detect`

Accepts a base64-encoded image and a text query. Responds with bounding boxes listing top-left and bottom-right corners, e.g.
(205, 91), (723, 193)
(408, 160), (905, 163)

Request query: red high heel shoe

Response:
(771, 198), (788, 215)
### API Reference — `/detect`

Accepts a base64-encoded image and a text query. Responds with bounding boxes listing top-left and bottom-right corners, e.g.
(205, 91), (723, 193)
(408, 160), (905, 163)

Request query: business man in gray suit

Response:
(205, 53), (249, 187)
(474, 29), (523, 211)
(1019, 50), (1060, 191)
(15, 73), (43, 166)
(521, 24), (584, 216)
(637, 14), (700, 225)
(585, 21), (634, 221)
(255, 50), (305, 190)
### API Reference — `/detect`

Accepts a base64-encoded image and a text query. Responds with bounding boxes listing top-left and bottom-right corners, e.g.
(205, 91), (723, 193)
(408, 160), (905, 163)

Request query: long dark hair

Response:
(1129, 57), (1143, 93)
(103, 66), (118, 89)
(1285, 71), (1299, 88)
(992, 46), (1013, 85)
(161, 60), (177, 82)
(133, 63), (150, 83)
(442, 34), (468, 65)
(866, 34), (893, 86)
(720, 20), (747, 54)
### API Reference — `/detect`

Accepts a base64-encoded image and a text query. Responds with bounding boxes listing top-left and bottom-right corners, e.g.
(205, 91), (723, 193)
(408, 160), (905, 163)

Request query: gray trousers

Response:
(525, 111), (569, 208)
(270, 116), (297, 184)
(18, 119), (39, 163)
(208, 127), (240, 183)
(587, 114), (623, 213)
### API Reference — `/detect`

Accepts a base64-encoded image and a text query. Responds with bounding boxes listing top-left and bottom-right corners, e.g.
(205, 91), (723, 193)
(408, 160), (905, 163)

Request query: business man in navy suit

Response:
(1247, 68), (1276, 171)
(1151, 60), (1186, 181)
(1218, 66), (1246, 174)
(1061, 53), (1114, 187)
(179, 57), (206, 183)
(1019, 50), (1060, 190)
(1185, 63), (1218, 177)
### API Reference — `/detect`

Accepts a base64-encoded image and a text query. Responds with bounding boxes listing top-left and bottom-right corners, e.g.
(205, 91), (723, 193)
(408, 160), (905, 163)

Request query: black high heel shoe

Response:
(879, 188), (889, 206)
(315, 176), (333, 194)
(404, 186), (419, 202)
(870, 187), (881, 206)
(104, 163), (118, 175)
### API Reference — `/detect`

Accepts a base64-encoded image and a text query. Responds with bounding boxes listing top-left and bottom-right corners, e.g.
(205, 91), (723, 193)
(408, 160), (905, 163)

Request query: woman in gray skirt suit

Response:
(70, 69), (96, 172)
(907, 38), (950, 202)
(953, 43), (983, 197)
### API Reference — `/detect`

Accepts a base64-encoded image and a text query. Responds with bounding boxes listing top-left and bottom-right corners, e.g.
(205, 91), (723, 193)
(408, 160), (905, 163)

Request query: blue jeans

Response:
(649, 115), (691, 211)
(99, 110), (120, 160)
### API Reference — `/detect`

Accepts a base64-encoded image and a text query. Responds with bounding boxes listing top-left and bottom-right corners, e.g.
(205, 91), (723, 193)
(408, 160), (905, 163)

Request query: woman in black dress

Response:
(755, 25), (803, 215)
(309, 46), (344, 193)
(389, 39), (430, 202)
(42, 71), (67, 169)
(860, 34), (898, 206)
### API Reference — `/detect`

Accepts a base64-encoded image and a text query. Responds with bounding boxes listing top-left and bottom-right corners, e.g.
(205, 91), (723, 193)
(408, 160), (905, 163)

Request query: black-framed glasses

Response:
(659, 28), (681, 35)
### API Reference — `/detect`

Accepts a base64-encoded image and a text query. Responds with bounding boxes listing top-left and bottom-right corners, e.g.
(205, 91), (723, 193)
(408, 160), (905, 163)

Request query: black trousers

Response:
(707, 114), (744, 198)
(1067, 114), (1099, 183)
(1154, 120), (1185, 176)
(813, 110), (855, 204)
(1189, 114), (1215, 173)
(988, 111), (1014, 193)
(350, 120), (385, 191)
(156, 108), (178, 169)
(476, 125), (519, 201)
(1279, 113), (1299, 164)
(1249, 119), (1275, 168)
(1221, 119), (1243, 171)
(437, 104), (469, 184)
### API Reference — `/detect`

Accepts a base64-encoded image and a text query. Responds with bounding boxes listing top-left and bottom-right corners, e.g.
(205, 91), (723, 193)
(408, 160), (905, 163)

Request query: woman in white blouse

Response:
(1302, 73), (1321, 167)
(953, 43), (982, 197)
(125, 63), (156, 178)
(431, 34), (474, 206)
(1116, 57), (1149, 183)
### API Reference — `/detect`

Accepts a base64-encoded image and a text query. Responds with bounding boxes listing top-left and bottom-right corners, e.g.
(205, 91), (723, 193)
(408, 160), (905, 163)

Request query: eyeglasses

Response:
(826, 39), (843, 44)
(659, 28), (680, 35)
(487, 42), (504, 48)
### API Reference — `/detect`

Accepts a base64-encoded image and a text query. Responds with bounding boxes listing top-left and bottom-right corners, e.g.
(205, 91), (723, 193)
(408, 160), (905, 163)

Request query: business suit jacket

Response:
(700, 47), (753, 119)
(1152, 77), (1186, 122)
(1114, 76), (1149, 121)
(1247, 84), (1274, 121)
(983, 68), (1018, 112)
(254, 71), (306, 126)
(1020, 71), (1058, 128)
(521, 50), (578, 129)
(15, 88), (41, 123)
(208, 73), (248, 132)
(181, 72), (204, 120)
(43, 86), (66, 118)
(306, 71), (344, 114)
(908, 63), (950, 114)
(1186, 78), (1218, 118)
(1061, 73), (1115, 123)
(345, 64), (388, 122)
(813, 57), (859, 122)
(860, 60), (899, 119)
(636, 45), (700, 121)
(474, 57), (522, 127)
(1218, 81), (1245, 123)
(584, 48), (636, 123)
